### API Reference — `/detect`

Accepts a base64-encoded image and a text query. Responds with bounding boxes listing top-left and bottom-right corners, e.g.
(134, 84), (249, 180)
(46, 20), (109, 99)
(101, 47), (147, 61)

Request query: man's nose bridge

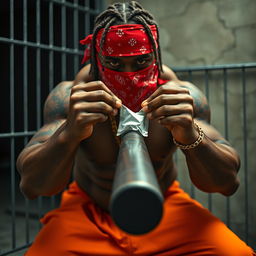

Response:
(123, 63), (135, 72)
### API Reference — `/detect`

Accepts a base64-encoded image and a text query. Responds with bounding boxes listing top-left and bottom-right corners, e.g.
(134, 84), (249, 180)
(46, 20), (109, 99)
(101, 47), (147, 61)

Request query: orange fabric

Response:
(26, 181), (255, 256)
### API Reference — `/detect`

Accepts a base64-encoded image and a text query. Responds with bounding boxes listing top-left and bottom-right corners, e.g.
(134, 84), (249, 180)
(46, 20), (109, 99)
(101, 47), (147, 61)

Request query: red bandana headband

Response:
(80, 24), (158, 63)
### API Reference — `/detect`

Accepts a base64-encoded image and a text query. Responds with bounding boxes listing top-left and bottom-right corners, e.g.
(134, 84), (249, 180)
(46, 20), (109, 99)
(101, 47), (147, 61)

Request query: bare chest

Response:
(79, 119), (174, 165)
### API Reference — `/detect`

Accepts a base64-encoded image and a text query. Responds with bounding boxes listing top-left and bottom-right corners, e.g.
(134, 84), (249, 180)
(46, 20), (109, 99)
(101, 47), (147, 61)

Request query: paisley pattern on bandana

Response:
(80, 24), (158, 63)
(80, 24), (168, 112)
(97, 57), (159, 112)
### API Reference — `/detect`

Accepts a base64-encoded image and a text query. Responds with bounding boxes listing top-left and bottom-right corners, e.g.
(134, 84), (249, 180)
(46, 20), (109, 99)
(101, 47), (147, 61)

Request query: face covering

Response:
(80, 24), (167, 112)
(97, 57), (159, 112)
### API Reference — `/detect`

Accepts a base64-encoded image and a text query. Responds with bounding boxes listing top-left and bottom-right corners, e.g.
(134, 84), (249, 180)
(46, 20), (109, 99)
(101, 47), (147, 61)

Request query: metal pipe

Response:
(110, 131), (163, 235)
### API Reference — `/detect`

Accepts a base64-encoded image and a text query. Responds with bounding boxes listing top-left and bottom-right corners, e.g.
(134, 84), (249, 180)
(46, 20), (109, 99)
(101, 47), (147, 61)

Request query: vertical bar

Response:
(49, 0), (56, 209)
(85, 0), (90, 36)
(95, 0), (100, 12)
(49, 1), (54, 91)
(23, 0), (30, 244)
(204, 69), (209, 100)
(241, 67), (249, 243)
(73, 0), (79, 76)
(36, 0), (43, 225)
(61, 0), (67, 81)
(188, 70), (195, 199)
(10, 0), (16, 249)
(223, 68), (230, 228)
(204, 69), (212, 211)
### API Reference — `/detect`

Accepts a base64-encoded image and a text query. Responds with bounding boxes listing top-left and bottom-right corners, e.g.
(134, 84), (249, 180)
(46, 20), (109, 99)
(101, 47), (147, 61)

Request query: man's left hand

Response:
(141, 81), (199, 145)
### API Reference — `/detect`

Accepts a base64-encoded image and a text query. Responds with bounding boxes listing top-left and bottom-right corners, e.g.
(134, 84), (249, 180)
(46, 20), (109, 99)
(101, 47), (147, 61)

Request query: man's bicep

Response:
(16, 119), (66, 173)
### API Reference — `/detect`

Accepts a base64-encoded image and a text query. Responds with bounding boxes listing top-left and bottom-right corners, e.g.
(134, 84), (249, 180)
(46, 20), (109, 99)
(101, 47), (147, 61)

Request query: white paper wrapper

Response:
(116, 105), (149, 137)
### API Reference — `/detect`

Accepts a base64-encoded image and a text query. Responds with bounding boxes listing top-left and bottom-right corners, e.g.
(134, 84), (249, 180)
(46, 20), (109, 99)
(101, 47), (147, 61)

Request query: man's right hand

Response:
(65, 81), (122, 142)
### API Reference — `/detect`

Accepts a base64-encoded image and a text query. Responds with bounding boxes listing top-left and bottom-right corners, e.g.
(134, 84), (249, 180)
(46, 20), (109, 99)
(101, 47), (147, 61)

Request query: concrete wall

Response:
(135, 0), (256, 66)
(107, 0), (256, 248)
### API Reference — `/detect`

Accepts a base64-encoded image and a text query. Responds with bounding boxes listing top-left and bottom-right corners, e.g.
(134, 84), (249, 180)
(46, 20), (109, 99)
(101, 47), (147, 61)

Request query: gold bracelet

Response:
(173, 123), (204, 150)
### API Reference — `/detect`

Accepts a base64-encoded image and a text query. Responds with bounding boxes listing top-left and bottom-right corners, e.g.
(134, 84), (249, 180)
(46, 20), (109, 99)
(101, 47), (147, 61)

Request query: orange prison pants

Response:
(25, 181), (255, 256)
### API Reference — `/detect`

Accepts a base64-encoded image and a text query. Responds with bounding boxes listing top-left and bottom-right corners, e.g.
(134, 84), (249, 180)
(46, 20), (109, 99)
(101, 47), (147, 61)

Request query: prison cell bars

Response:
(0, 1), (255, 254)
(0, 1), (104, 255)
(174, 62), (256, 246)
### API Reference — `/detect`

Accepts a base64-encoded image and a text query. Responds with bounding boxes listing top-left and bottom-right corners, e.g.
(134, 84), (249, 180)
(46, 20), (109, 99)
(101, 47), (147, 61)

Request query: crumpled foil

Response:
(116, 105), (149, 137)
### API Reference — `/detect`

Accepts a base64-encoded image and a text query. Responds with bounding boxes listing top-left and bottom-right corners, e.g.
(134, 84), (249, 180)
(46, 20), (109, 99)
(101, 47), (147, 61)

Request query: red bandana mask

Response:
(80, 24), (167, 112)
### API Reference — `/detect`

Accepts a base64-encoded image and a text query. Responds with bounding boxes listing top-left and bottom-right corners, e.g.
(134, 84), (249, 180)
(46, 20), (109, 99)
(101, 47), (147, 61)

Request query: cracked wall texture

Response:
(107, 0), (256, 249)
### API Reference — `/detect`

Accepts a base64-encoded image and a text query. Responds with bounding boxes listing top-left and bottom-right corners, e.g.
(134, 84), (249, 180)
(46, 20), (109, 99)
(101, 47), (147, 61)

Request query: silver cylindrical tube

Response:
(110, 131), (163, 235)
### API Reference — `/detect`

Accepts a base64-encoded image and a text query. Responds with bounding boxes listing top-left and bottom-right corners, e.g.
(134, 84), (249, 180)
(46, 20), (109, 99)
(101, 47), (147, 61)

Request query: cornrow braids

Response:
(90, 1), (163, 79)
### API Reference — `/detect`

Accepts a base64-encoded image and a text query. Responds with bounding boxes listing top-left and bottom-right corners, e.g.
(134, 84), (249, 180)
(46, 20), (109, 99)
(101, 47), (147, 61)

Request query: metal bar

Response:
(85, 0), (90, 38)
(0, 131), (35, 138)
(36, 0), (43, 228)
(241, 67), (249, 243)
(173, 63), (256, 72)
(223, 68), (230, 228)
(0, 243), (32, 256)
(9, 0), (16, 249)
(49, 0), (54, 91)
(36, 0), (41, 129)
(204, 69), (210, 100)
(0, 37), (84, 55)
(204, 69), (212, 211)
(23, 0), (30, 244)
(61, 0), (67, 80)
(188, 70), (195, 199)
(43, 0), (99, 14)
(49, 0), (55, 208)
(73, 0), (79, 75)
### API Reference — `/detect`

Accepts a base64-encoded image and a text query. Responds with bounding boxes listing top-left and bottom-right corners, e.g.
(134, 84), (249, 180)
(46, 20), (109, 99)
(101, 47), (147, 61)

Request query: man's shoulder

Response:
(160, 64), (179, 81)
(43, 81), (73, 123)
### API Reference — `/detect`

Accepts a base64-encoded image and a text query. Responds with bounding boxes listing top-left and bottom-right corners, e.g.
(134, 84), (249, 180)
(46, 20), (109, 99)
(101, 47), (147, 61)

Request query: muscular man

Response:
(17, 1), (255, 255)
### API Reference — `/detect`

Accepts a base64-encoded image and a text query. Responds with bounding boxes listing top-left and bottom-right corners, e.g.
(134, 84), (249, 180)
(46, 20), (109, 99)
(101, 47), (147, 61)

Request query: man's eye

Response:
(108, 61), (120, 67)
(137, 57), (152, 65)
(137, 59), (146, 65)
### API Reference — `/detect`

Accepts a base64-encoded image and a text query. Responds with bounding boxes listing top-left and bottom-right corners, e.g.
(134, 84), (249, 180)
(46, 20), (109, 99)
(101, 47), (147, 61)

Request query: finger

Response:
(141, 82), (190, 107)
(147, 103), (194, 120)
(79, 112), (109, 125)
(71, 90), (120, 110)
(73, 81), (122, 106)
(73, 101), (117, 116)
(158, 114), (193, 127)
(144, 93), (193, 113)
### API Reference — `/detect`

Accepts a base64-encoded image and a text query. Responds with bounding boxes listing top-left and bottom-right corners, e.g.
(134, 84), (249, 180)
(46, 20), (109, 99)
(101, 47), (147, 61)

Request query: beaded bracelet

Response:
(173, 123), (204, 150)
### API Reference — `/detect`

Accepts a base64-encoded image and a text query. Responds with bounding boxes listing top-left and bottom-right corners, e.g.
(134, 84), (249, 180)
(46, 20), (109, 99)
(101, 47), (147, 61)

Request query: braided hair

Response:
(90, 1), (163, 79)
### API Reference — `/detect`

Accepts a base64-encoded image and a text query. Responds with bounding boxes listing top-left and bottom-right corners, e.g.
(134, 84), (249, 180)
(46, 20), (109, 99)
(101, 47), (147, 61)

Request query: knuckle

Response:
(184, 114), (193, 123)
(76, 113), (85, 124)
(72, 103), (81, 112)
(98, 101), (107, 109)
(98, 113), (108, 121)
(159, 85), (167, 92)
(70, 94), (79, 104)
(99, 101), (112, 112)
(72, 83), (85, 91)
(186, 94), (194, 102)
(182, 88), (190, 94)
(185, 104), (193, 113)
(96, 80), (104, 87)
(161, 104), (169, 113)
(97, 90), (105, 97)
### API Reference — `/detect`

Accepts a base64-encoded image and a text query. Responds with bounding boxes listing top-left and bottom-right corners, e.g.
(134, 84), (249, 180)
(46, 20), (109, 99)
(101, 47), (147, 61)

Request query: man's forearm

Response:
(183, 137), (240, 196)
(17, 123), (80, 199)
